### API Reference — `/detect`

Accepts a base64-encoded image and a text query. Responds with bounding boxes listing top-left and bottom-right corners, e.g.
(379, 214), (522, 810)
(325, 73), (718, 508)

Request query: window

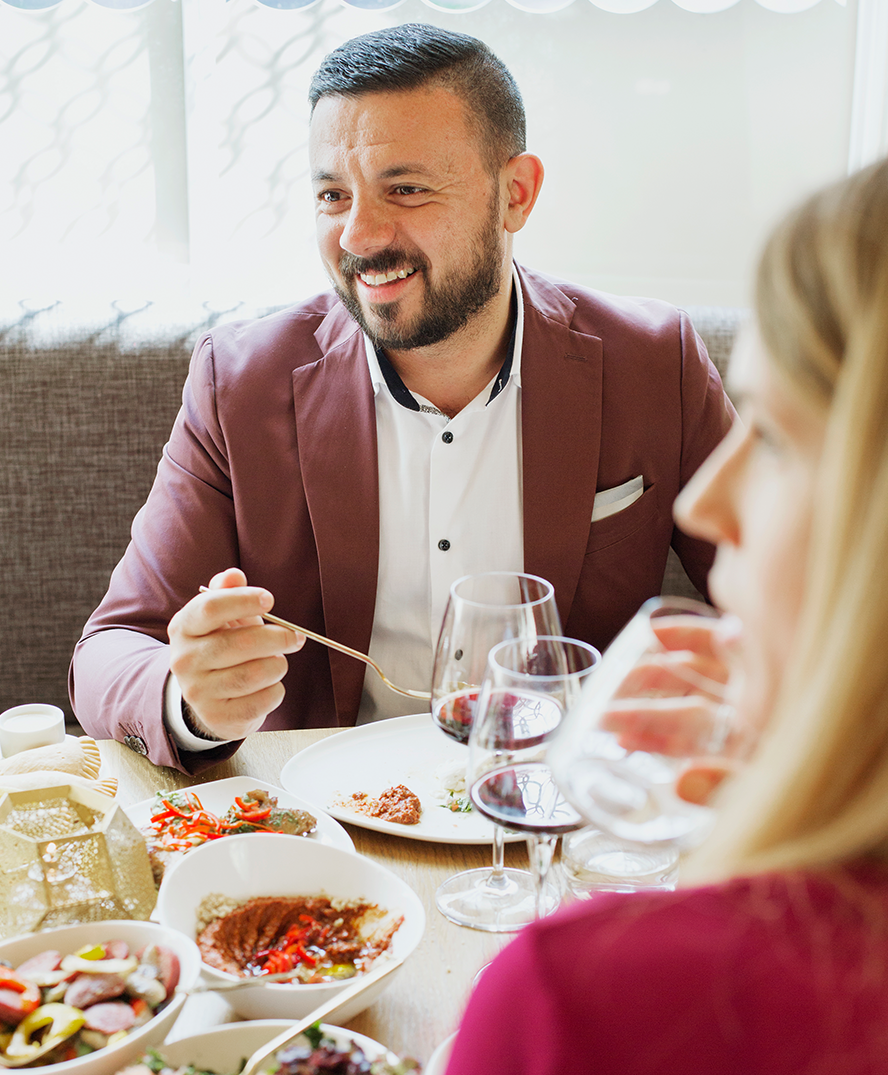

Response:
(0, 0), (859, 307)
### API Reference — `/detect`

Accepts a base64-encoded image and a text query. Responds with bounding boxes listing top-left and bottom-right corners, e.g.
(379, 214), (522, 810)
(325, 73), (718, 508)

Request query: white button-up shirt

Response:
(358, 271), (526, 723)
(168, 272), (526, 748)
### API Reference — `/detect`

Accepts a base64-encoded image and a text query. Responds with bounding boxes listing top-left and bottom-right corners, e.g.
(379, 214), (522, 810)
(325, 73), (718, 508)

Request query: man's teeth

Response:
(359, 268), (416, 286)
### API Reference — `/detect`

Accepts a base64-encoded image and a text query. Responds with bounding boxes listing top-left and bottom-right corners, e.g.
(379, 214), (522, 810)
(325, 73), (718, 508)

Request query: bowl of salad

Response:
(0, 919), (201, 1075)
(120, 1020), (419, 1075)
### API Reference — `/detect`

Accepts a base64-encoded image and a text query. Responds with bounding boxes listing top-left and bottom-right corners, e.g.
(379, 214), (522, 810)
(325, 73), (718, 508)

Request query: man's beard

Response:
(332, 197), (504, 352)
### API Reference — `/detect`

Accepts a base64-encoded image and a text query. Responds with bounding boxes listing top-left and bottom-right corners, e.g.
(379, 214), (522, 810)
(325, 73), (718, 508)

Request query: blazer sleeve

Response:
(68, 333), (243, 774)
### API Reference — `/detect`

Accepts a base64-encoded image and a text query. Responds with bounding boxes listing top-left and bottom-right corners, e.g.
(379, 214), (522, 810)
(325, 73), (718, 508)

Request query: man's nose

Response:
(339, 198), (395, 258)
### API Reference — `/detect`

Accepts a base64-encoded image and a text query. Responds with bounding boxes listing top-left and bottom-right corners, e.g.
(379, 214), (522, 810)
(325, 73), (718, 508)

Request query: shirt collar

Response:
(365, 265), (524, 409)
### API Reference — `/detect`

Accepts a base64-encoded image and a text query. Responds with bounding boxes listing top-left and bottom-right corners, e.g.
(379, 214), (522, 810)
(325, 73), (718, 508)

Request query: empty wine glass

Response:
(549, 596), (744, 850)
(431, 572), (562, 932)
(469, 636), (601, 920)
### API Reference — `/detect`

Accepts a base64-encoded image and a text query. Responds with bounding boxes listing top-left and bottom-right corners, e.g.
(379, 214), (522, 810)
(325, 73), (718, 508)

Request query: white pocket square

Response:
(591, 475), (644, 523)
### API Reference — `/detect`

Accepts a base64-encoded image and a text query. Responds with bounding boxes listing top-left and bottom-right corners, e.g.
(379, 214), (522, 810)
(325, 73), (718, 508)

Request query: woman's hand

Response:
(600, 614), (748, 805)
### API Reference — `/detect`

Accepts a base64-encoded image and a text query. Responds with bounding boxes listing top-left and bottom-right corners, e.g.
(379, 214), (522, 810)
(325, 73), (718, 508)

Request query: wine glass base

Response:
(561, 827), (680, 898)
(435, 866), (561, 932)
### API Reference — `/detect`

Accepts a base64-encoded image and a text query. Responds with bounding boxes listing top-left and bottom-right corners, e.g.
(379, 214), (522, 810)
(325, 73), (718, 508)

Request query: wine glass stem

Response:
(484, 824), (508, 891)
(527, 833), (559, 919)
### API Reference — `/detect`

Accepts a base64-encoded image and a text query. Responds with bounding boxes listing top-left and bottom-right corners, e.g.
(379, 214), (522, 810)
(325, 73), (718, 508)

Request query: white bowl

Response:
(154, 833), (425, 1021)
(425, 1032), (457, 1075)
(0, 919), (201, 1075)
(158, 1020), (400, 1071)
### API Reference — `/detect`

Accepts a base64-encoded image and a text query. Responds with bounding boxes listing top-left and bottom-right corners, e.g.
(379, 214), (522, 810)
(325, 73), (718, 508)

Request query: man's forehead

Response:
(309, 86), (478, 160)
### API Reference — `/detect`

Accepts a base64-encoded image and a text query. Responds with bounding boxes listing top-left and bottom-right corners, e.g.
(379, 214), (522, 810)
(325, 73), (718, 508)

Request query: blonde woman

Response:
(445, 159), (888, 1074)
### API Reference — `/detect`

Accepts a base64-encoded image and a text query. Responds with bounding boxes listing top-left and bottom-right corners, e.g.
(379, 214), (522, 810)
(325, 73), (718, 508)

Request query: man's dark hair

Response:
(308, 23), (526, 173)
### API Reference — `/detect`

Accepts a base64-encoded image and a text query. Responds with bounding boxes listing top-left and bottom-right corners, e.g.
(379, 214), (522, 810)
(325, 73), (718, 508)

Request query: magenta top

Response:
(445, 868), (888, 1074)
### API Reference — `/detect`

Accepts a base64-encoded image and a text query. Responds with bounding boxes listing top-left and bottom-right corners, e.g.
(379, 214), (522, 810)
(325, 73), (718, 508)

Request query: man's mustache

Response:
(339, 250), (427, 278)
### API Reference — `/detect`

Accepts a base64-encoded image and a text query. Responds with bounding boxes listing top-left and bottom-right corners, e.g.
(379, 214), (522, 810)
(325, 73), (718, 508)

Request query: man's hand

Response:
(168, 568), (305, 741)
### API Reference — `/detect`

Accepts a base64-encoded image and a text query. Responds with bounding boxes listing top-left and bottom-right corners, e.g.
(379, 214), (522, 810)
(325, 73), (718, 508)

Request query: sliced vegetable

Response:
(0, 970), (40, 1026)
(73, 945), (105, 962)
(60, 954), (137, 977)
(5, 1003), (85, 1060)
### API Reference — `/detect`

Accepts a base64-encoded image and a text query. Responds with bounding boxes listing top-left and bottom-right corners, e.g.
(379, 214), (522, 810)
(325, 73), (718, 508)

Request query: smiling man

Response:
(70, 24), (735, 773)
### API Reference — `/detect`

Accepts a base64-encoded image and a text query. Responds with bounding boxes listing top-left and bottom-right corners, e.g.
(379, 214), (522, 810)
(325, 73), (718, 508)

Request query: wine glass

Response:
(549, 596), (745, 850)
(431, 572), (562, 932)
(468, 636), (601, 920)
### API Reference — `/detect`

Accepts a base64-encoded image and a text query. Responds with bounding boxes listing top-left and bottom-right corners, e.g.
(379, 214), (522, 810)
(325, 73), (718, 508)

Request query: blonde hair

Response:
(686, 159), (888, 882)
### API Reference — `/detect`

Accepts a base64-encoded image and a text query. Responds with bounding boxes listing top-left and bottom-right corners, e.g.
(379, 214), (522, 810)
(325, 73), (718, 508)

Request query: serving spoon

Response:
(199, 587), (431, 700)
(238, 956), (405, 1075)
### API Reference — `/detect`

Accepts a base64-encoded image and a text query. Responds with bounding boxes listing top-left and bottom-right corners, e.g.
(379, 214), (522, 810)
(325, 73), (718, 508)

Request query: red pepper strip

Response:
(237, 806), (273, 821)
(0, 970), (41, 1023)
(160, 796), (202, 818)
(259, 950), (293, 975)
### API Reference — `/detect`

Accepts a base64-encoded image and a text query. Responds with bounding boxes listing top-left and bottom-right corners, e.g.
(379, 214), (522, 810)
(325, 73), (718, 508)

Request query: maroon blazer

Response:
(69, 266), (734, 772)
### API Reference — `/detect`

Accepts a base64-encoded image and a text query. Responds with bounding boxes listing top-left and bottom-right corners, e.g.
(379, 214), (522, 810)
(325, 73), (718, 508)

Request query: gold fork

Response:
(199, 587), (431, 701)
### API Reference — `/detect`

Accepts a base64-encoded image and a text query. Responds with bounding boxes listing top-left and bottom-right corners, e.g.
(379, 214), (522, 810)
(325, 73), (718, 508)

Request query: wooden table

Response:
(99, 728), (544, 1066)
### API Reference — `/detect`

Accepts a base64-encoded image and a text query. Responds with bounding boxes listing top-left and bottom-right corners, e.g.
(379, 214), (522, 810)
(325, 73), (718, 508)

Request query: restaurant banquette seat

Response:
(0, 300), (744, 732)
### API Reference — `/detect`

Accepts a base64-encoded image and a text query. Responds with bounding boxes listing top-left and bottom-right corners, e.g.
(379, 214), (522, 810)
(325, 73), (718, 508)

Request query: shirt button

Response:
(438, 539), (451, 551)
(123, 734), (148, 756)
(442, 431), (454, 444)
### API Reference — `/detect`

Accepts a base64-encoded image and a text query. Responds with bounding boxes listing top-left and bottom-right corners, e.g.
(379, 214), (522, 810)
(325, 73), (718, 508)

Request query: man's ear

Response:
(502, 153), (545, 235)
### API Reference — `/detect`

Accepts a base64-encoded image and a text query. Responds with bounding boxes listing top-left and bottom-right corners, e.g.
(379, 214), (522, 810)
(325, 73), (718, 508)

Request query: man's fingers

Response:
(208, 567), (248, 590)
(183, 653), (291, 706)
(171, 622), (301, 678)
(172, 585), (275, 636)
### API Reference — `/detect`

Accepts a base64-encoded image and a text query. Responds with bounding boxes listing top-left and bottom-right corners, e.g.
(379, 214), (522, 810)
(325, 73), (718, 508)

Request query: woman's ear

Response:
(502, 153), (545, 235)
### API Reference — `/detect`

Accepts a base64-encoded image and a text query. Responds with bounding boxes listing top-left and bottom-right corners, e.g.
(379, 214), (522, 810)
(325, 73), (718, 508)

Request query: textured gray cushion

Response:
(660, 305), (747, 601)
(0, 300), (282, 729)
(0, 300), (745, 731)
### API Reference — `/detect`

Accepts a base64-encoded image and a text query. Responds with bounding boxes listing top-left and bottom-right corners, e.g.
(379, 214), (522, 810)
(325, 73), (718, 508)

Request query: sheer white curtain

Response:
(0, 0), (859, 308)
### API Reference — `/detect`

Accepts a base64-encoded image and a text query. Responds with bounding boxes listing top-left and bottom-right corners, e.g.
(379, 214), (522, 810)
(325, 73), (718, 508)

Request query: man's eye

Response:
(319, 190), (342, 203)
(394, 186), (425, 197)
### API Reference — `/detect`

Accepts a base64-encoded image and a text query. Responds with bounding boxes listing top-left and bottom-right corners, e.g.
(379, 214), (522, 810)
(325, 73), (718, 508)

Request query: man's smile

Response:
(358, 267), (418, 287)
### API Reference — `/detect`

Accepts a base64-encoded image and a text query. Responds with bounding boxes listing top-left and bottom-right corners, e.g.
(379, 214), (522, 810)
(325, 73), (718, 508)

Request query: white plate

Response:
(425, 1032), (457, 1075)
(280, 713), (522, 845)
(125, 775), (354, 858)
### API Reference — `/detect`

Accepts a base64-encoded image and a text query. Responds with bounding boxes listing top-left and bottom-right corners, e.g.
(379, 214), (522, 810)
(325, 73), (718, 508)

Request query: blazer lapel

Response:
(518, 269), (603, 627)
(292, 310), (379, 722)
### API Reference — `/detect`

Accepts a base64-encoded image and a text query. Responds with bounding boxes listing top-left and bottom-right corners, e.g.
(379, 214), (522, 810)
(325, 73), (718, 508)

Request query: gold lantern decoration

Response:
(0, 784), (156, 939)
